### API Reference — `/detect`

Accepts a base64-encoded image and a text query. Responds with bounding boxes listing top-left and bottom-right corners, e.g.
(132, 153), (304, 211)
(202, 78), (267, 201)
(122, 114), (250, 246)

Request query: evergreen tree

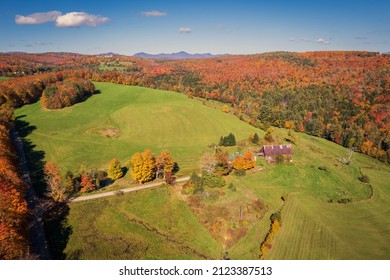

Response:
(219, 133), (236, 146)
(219, 136), (224, 146)
(252, 132), (260, 144)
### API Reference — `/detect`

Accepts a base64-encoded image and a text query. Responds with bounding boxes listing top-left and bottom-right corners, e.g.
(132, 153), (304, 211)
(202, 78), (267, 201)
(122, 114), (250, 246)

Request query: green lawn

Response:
(15, 82), (261, 175)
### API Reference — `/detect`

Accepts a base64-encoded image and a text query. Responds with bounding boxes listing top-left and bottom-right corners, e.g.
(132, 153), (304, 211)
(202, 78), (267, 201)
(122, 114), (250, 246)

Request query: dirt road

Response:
(69, 176), (190, 203)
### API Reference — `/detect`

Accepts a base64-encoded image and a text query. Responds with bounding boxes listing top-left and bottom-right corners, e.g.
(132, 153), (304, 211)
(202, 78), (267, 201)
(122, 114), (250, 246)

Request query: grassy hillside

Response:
(14, 82), (389, 260)
(264, 167), (390, 259)
(62, 126), (389, 260)
(15, 82), (261, 175)
(228, 130), (390, 259)
(65, 187), (222, 259)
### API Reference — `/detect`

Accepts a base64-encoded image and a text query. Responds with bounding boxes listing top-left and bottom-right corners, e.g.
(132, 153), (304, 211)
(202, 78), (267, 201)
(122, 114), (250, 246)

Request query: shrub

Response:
(270, 212), (282, 225)
(275, 155), (284, 164)
(165, 172), (176, 185)
(337, 198), (352, 203)
(358, 175), (370, 183)
(114, 190), (124, 196)
(233, 169), (246, 176)
(202, 172), (226, 188)
(228, 183), (236, 192)
(181, 181), (194, 195)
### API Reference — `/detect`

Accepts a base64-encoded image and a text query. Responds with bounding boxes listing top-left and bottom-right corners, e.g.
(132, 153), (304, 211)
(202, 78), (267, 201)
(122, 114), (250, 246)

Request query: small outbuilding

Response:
(259, 144), (293, 163)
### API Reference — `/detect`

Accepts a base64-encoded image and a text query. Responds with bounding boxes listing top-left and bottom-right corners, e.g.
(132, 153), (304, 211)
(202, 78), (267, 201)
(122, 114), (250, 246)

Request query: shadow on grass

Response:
(15, 115), (72, 259)
(14, 116), (46, 196)
(43, 201), (72, 259)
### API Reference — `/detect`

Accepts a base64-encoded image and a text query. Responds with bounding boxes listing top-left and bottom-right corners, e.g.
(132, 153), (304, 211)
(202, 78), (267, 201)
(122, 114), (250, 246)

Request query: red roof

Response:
(260, 145), (293, 156)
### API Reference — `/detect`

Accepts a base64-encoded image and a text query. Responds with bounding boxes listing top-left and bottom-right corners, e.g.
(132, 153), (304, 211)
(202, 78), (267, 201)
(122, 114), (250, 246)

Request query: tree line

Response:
(43, 150), (177, 202)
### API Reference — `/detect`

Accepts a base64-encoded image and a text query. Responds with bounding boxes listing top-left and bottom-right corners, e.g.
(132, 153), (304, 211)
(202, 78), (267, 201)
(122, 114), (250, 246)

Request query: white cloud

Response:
(55, 12), (109, 27)
(314, 38), (330, 44)
(15, 11), (109, 28)
(15, 11), (61, 24)
(298, 37), (331, 44)
(141, 10), (167, 17)
(179, 27), (192, 33)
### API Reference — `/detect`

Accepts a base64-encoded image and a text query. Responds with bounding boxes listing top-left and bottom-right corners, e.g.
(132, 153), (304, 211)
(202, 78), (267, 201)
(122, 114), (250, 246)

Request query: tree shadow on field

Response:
(14, 116), (72, 259)
(43, 201), (72, 259)
(14, 116), (46, 196)
(121, 166), (129, 177)
(173, 162), (180, 174)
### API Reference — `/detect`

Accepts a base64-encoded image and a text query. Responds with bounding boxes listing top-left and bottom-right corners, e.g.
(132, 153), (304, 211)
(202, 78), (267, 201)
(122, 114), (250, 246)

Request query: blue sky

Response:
(1, 0), (389, 54)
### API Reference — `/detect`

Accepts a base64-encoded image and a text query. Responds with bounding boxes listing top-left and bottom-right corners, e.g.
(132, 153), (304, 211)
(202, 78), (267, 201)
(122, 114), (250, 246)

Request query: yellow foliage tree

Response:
(107, 158), (123, 181)
(221, 104), (230, 113)
(260, 219), (280, 259)
(130, 152), (143, 182)
(130, 149), (156, 183)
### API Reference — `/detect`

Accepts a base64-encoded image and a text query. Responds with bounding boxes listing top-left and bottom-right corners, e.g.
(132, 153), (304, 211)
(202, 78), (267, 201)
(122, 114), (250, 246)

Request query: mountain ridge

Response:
(133, 51), (229, 60)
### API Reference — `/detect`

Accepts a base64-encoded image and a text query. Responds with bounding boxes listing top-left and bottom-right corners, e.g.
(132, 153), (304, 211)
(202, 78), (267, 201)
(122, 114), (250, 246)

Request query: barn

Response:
(259, 144), (293, 163)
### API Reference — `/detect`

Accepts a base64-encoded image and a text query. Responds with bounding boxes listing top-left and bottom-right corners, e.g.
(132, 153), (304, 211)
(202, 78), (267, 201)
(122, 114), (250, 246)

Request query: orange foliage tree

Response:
(80, 173), (96, 193)
(155, 150), (175, 179)
(44, 162), (66, 202)
(233, 151), (256, 170)
(0, 123), (29, 259)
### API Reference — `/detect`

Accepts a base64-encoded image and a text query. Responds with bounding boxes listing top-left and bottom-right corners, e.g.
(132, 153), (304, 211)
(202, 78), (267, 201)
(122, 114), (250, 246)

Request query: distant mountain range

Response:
(96, 52), (122, 56)
(133, 51), (229, 60)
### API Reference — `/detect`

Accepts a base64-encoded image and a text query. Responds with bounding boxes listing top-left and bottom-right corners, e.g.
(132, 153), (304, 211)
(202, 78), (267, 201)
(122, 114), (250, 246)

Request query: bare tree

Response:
(200, 153), (217, 173)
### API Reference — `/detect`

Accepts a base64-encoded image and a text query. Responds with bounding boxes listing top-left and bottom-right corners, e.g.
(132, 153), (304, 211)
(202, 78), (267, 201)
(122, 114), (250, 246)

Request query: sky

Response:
(1, 0), (389, 55)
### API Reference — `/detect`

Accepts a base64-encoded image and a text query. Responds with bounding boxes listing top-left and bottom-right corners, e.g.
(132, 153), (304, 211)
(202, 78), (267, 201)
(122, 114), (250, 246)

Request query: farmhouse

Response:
(259, 144), (293, 163)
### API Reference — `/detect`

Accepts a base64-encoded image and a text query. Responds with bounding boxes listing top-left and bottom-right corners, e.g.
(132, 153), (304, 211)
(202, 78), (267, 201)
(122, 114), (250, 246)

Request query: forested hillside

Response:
(1, 51), (389, 162)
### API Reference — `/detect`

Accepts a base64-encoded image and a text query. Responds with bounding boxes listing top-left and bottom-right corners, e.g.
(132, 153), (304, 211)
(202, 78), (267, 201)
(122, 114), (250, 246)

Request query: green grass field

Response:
(227, 130), (390, 259)
(15, 82), (261, 175)
(98, 63), (127, 71)
(14, 82), (390, 260)
(65, 187), (222, 259)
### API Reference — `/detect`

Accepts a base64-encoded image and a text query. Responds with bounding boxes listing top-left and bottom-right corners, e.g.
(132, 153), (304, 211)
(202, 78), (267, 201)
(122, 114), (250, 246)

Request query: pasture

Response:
(14, 82), (261, 176)
(63, 126), (389, 259)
